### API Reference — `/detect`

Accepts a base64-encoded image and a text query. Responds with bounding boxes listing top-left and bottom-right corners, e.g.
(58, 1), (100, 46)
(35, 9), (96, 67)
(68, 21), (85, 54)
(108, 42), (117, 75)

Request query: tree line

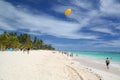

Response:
(0, 32), (55, 51)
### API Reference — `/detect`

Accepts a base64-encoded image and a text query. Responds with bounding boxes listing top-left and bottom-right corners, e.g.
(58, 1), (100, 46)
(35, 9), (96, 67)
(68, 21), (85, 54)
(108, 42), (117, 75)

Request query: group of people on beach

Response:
(20, 48), (30, 54)
(60, 51), (75, 57)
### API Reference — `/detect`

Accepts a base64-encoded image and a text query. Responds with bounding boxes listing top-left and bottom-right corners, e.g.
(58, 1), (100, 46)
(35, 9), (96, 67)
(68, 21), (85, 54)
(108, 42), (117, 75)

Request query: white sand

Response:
(0, 50), (100, 80)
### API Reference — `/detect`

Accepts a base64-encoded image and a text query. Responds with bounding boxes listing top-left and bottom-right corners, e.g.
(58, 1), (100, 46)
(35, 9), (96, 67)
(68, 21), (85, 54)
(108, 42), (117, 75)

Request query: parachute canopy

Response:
(64, 8), (72, 16)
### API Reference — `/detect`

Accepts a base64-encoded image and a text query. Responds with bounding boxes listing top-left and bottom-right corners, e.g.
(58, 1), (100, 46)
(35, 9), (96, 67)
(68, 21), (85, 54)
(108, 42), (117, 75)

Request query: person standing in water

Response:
(105, 57), (110, 69)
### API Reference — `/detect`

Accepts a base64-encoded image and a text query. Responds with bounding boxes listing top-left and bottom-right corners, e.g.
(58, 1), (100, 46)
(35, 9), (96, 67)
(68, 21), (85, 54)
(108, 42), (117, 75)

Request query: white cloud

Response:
(0, 20), (16, 31)
(72, 0), (95, 10)
(44, 39), (120, 51)
(100, 0), (120, 15)
(90, 27), (117, 35)
(116, 25), (120, 30)
(0, 0), (97, 39)
(16, 11), (96, 39)
(0, 0), (119, 40)
(52, 0), (119, 38)
(110, 39), (120, 47)
(94, 39), (120, 48)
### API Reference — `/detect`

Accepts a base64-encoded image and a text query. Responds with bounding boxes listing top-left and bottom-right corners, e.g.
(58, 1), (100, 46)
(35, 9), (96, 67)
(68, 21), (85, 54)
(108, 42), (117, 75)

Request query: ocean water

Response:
(68, 51), (120, 63)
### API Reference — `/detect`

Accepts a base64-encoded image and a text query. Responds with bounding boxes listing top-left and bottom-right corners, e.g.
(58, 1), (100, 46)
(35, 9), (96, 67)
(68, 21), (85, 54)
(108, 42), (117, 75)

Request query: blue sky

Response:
(0, 0), (120, 51)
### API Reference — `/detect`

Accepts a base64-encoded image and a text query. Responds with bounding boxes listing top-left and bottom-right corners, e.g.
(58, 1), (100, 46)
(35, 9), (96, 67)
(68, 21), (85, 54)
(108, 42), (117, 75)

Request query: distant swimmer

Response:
(105, 57), (110, 69)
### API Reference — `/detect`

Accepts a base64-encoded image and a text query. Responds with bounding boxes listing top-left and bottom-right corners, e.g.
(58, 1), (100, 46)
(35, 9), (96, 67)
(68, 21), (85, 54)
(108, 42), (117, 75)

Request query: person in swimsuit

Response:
(105, 57), (110, 69)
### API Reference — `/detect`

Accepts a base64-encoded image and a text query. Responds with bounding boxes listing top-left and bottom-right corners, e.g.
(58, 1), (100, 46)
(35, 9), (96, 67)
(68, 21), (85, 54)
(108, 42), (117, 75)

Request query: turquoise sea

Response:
(68, 51), (120, 63)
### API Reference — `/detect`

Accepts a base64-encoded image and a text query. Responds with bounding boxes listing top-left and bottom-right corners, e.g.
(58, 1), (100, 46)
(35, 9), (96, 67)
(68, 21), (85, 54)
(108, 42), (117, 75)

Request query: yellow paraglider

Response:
(64, 8), (72, 16)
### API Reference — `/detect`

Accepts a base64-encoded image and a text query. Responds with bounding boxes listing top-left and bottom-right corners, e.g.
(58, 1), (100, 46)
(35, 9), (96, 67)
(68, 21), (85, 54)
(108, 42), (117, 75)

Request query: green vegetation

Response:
(0, 32), (55, 51)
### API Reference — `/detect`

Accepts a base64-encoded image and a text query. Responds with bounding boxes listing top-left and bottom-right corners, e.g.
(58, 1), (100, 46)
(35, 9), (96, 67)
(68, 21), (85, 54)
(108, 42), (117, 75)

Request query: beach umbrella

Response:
(6, 48), (13, 51)
(64, 8), (72, 16)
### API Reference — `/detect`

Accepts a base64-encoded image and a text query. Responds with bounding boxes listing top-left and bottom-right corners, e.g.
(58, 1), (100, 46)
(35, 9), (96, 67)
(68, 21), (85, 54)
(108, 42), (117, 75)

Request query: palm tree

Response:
(18, 33), (32, 49)
(0, 32), (8, 50)
(6, 35), (20, 49)
(0, 32), (55, 50)
(8, 32), (17, 36)
(33, 37), (44, 49)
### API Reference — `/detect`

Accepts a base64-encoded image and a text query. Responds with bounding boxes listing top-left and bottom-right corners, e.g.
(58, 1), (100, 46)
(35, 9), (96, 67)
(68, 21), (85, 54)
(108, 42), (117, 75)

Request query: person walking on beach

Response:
(105, 57), (110, 69)
(27, 48), (30, 54)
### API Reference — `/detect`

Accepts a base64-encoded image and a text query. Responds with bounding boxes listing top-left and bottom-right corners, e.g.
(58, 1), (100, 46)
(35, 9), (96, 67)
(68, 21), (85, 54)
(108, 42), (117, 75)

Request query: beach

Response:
(0, 50), (120, 80)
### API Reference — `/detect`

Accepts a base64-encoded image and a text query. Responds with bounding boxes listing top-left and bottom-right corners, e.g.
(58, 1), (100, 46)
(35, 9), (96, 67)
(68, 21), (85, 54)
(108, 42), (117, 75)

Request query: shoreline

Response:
(67, 51), (120, 63)
(71, 54), (120, 80)
(73, 54), (120, 67)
